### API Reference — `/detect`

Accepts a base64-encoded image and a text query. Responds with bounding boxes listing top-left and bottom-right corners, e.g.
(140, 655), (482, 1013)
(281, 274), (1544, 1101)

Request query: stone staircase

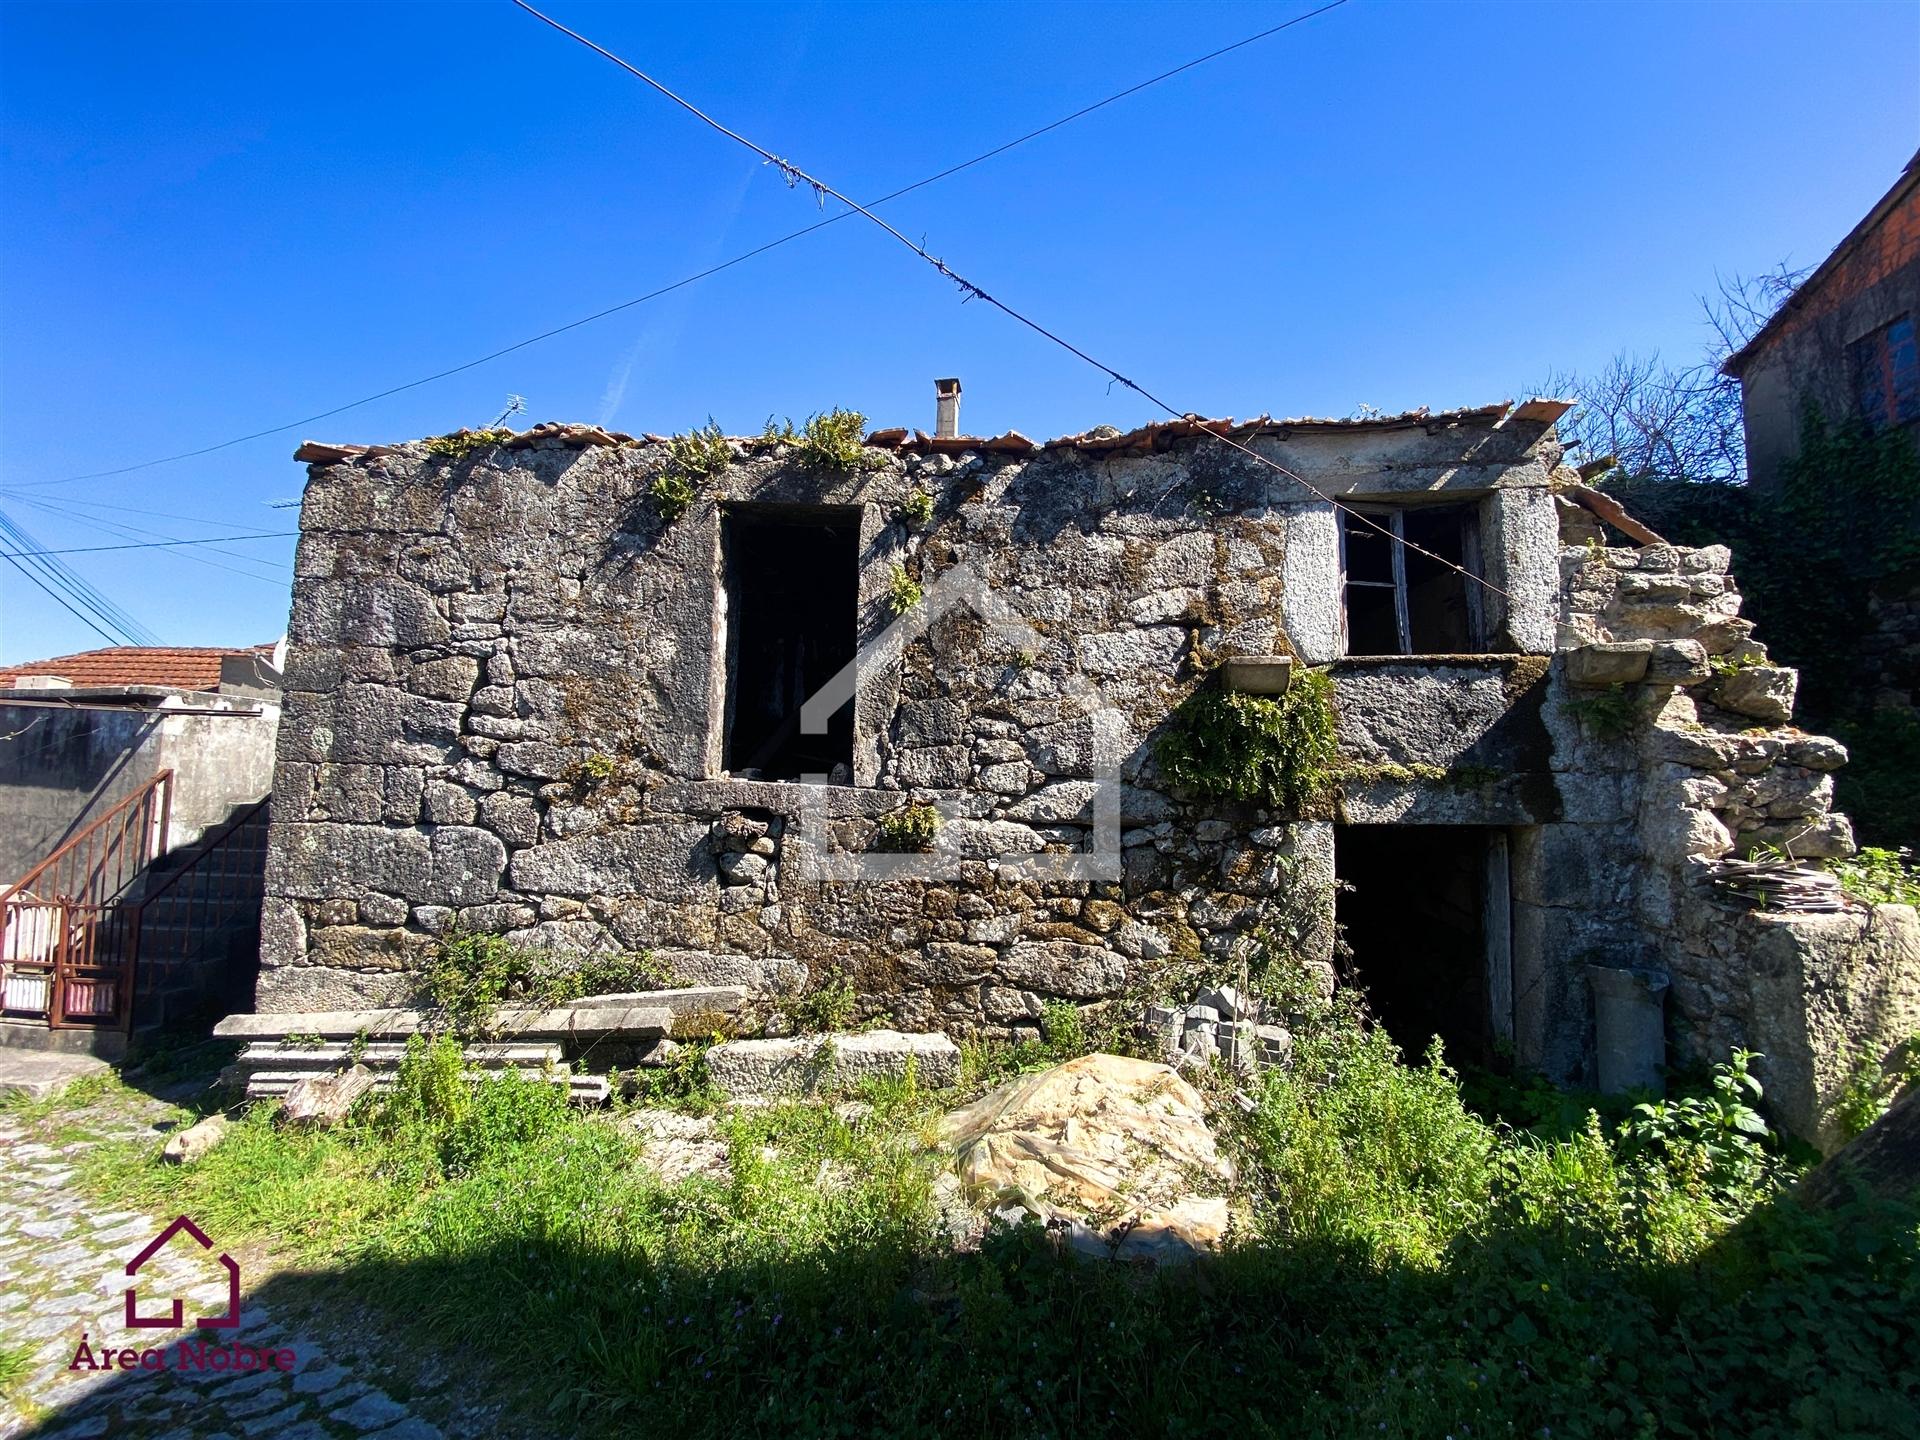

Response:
(212, 984), (753, 1104)
(230, 1040), (610, 1102)
(121, 798), (271, 1034)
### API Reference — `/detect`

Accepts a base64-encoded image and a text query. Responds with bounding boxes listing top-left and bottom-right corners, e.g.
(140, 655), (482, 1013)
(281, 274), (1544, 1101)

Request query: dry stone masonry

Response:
(251, 404), (1919, 1146)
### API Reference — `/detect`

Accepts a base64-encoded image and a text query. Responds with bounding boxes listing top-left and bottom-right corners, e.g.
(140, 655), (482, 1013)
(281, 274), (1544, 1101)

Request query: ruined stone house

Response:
(257, 394), (1919, 1146)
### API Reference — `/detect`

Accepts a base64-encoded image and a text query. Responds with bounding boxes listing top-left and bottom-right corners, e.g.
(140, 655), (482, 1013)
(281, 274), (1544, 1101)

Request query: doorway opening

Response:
(721, 506), (859, 781)
(1335, 824), (1510, 1066)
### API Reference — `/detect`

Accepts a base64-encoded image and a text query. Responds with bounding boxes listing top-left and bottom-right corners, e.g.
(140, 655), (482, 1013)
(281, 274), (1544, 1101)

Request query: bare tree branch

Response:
(1541, 265), (1812, 486)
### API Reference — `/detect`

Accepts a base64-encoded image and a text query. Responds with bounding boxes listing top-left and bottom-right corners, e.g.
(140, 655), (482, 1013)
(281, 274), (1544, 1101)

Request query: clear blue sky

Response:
(1, 0), (1915, 662)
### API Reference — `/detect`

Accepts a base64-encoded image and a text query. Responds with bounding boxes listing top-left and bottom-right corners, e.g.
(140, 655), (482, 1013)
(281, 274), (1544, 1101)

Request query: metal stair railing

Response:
(0, 769), (173, 1030)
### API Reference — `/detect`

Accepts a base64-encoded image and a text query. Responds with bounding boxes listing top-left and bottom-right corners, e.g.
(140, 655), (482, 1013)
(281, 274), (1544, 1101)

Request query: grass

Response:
(0, 1340), (31, 1398)
(21, 1022), (1920, 1440)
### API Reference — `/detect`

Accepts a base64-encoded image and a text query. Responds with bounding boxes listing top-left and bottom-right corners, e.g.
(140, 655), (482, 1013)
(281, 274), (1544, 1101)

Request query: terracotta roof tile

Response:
(293, 400), (1574, 470)
(0, 645), (273, 693)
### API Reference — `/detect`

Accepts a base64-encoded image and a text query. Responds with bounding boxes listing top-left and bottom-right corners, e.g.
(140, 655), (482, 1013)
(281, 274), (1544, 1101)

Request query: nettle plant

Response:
(1620, 1048), (1775, 1203)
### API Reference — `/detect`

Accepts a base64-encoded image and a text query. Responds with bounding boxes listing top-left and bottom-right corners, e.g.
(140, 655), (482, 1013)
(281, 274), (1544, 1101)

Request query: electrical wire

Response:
(0, 490), (292, 584)
(7, 2), (1350, 490)
(0, 532), (297, 558)
(0, 509), (157, 645)
(0, 552), (129, 650)
(511, 0), (1508, 602)
(0, 486), (287, 533)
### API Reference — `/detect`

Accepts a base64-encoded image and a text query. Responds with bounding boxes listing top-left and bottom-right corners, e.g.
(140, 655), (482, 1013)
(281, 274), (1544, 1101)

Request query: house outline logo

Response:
(792, 561), (1125, 883)
(124, 1215), (241, 1330)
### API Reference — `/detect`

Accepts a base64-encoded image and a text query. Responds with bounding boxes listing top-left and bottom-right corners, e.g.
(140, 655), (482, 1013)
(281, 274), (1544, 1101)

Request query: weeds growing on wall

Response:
(784, 977), (858, 1034)
(1155, 667), (1338, 811)
(425, 428), (513, 459)
(650, 420), (732, 521)
(757, 408), (883, 471)
(885, 563), (923, 615)
(1833, 1035), (1920, 1140)
(1832, 845), (1920, 905)
(899, 486), (935, 528)
(873, 802), (940, 852)
(421, 932), (668, 1037)
(1563, 682), (1639, 739)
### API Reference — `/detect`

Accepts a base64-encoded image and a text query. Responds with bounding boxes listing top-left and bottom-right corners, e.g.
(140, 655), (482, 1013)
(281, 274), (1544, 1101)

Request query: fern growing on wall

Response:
(1155, 667), (1337, 811)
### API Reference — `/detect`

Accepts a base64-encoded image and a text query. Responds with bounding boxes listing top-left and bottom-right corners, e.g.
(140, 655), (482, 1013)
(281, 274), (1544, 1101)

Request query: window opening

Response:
(1851, 315), (1919, 430)
(1340, 504), (1480, 655)
(722, 507), (858, 781)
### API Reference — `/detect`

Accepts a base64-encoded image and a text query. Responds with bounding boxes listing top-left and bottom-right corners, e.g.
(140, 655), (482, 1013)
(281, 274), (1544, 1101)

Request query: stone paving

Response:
(0, 1099), (446, 1440)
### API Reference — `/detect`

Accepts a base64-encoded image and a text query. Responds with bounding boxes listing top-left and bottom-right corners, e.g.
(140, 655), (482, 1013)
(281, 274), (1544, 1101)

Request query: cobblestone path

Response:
(0, 1102), (446, 1440)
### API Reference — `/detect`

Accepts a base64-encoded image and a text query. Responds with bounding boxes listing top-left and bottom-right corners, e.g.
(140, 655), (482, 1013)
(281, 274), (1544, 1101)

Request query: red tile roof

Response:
(0, 645), (274, 693)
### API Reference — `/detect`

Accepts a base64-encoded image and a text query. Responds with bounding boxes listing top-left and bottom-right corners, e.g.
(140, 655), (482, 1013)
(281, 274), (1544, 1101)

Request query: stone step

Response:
(569, 984), (748, 1016)
(706, 1030), (961, 1099)
(244, 1070), (610, 1103)
(237, 1042), (560, 1070)
(213, 1002), (675, 1041)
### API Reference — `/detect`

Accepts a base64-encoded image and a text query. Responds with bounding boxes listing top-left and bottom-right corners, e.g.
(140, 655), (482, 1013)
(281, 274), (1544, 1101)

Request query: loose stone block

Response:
(705, 1031), (961, 1098)
(1710, 665), (1797, 724)
(1565, 641), (1652, 687)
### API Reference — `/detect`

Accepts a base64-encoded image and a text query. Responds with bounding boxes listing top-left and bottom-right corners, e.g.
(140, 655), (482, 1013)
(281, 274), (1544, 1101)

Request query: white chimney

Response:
(934, 377), (962, 439)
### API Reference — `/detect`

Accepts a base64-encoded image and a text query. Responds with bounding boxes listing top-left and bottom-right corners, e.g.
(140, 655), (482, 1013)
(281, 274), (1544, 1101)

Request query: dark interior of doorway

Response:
(1336, 824), (1493, 1066)
(723, 507), (858, 781)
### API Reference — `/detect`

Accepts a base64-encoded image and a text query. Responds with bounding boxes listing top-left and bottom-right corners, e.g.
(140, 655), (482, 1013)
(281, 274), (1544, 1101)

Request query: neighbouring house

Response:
(1723, 149), (1920, 723)
(1726, 149), (1920, 492)
(0, 645), (283, 1049)
(253, 394), (1918, 1147)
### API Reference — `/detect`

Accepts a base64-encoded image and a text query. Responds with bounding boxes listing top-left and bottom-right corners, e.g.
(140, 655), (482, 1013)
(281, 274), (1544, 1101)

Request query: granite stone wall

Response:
(260, 415), (1561, 1036)
(256, 414), (1917, 1144)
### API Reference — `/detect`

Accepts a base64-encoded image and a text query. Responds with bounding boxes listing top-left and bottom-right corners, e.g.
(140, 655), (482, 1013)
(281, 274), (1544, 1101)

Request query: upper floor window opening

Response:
(1340, 503), (1483, 656)
(1850, 314), (1919, 431)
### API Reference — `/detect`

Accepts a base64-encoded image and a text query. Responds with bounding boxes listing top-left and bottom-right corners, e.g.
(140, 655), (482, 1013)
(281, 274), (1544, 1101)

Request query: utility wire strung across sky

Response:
(509, 0), (1507, 602)
(0, 531), (297, 559)
(0, 508), (159, 647)
(7, 1), (1351, 491)
(1, 489), (292, 583)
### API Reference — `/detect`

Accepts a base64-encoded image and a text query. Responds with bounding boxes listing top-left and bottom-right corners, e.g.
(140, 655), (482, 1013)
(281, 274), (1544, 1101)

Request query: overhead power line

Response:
(0, 553), (130, 650)
(0, 531), (298, 558)
(510, 0), (1505, 601)
(1, 489), (292, 583)
(9, 2), (1350, 491)
(0, 508), (158, 646)
(0, 486), (283, 533)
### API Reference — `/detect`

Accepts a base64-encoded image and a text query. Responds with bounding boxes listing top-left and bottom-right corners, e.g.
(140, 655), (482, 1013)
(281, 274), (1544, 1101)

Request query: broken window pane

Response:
(1341, 503), (1480, 656)
(722, 507), (858, 781)
(1402, 505), (1474, 654)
